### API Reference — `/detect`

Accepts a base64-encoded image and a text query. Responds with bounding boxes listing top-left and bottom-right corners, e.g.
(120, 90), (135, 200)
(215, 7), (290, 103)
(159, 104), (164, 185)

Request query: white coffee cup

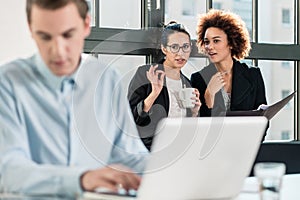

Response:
(178, 88), (196, 108)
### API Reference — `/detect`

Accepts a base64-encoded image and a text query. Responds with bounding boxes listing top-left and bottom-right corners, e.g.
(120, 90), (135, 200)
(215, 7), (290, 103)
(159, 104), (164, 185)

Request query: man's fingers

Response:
(94, 182), (118, 193)
(108, 171), (141, 191)
(117, 173), (141, 190)
(107, 165), (141, 190)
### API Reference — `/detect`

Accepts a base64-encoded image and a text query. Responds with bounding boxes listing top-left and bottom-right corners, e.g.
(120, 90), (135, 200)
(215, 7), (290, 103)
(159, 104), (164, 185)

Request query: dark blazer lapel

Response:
(200, 63), (217, 85)
(231, 62), (252, 106)
(180, 73), (191, 88)
(158, 64), (170, 114)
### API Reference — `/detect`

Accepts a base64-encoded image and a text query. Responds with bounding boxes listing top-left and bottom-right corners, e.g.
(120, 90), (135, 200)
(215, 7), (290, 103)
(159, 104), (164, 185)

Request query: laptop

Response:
(84, 116), (268, 200)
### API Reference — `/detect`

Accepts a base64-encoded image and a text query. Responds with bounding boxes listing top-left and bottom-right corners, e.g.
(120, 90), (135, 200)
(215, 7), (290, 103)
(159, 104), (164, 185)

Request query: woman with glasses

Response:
(191, 9), (267, 117)
(128, 21), (201, 150)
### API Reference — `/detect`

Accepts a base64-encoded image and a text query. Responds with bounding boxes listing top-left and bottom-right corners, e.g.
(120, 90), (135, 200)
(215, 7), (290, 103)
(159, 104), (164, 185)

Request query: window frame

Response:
(84, 0), (300, 140)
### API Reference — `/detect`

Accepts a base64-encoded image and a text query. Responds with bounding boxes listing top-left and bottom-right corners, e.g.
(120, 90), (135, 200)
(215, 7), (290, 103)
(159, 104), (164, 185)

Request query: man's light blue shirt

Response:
(0, 53), (148, 197)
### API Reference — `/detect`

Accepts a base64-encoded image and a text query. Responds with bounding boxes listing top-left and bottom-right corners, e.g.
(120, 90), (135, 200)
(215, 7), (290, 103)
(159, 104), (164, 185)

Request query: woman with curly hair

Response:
(191, 9), (267, 116)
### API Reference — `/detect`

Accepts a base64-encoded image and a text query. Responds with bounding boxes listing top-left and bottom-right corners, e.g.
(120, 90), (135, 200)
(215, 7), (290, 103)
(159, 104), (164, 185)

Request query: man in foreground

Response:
(0, 0), (148, 197)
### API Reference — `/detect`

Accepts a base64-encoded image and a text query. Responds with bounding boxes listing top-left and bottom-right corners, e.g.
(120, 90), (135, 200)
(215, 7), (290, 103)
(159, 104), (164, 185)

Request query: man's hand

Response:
(80, 165), (141, 192)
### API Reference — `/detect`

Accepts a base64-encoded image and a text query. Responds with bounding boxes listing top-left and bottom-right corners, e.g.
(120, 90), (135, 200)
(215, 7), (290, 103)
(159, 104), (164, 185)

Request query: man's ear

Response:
(84, 14), (91, 38)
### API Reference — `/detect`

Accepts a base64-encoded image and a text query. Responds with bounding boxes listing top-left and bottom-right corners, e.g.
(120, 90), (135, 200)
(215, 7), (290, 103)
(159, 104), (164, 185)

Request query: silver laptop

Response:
(84, 116), (267, 200)
(138, 116), (267, 200)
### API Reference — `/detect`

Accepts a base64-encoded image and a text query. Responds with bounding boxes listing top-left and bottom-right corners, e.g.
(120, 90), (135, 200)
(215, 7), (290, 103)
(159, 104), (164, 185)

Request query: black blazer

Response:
(191, 60), (267, 116)
(128, 64), (192, 150)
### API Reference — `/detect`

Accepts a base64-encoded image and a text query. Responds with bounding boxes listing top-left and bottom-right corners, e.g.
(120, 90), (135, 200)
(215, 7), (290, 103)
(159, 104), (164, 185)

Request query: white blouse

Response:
(166, 77), (187, 118)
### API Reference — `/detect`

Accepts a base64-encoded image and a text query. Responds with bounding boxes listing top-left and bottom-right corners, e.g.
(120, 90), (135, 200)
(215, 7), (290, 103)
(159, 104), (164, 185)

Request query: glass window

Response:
(258, 0), (294, 43)
(182, 0), (196, 16)
(165, 0), (206, 39)
(282, 89), (292, 109)
(258, 60), (295, 141)
(99, 0), (141, 29)
(282, 8), (291, 25)
(182, 57), (209, 78)
(240, 59), (254, 66)
(98, 55), (146, 94)
(165, 0), (169, 16)
(281, 61), (291, 69)
(86, 0), (96, 27)
(281, 130), (291, 140)
(213, 2), (222, 10)
(212, 0), (253, 41)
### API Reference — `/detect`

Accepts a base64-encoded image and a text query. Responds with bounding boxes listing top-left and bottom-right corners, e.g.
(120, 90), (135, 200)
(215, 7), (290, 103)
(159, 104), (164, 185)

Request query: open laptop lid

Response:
(137, 116), (268, 200)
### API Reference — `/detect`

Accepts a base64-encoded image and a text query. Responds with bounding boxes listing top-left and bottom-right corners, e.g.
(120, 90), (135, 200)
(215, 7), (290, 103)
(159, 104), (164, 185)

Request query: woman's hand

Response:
(143, 65), (166, 112)
(191, 88), (201, 117)
(205, 72), (225, 108)
(207, 72), (225, 96)
(146, 65), (165, 96)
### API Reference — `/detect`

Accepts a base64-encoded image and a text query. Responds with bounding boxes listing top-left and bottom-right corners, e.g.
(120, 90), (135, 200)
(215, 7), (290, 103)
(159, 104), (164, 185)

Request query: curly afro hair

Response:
(196, 9), (251, 60)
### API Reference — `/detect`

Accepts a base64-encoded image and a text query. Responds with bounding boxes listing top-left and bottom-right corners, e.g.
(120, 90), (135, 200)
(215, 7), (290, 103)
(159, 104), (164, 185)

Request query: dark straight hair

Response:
(26, 0), (89, 24)
(160, 21), (191, 47)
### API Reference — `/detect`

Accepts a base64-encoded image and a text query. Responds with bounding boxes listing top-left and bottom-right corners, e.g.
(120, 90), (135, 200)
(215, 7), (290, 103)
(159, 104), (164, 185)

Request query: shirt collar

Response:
(34, 53), (86, 91)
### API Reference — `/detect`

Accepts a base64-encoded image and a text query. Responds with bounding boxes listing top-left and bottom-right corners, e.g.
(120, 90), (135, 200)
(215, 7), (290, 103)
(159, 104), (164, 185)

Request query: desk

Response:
(1, 174), (300, 200)
(81, 174), (300, 199)
(236, 174), (300, 199)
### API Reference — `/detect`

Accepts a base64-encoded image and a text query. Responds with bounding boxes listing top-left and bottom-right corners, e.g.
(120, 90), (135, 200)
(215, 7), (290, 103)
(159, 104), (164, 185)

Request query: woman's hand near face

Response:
(205, 72), (225, 108)
(191, 88), (201, 117)
(143, 65), (166, 112)
(146, 65), (165, 95)
(207, 72), (225, 95)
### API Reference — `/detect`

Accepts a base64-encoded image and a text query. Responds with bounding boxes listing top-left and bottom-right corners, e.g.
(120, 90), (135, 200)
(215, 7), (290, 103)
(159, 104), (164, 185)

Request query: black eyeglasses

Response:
(166, 43), (191, 53)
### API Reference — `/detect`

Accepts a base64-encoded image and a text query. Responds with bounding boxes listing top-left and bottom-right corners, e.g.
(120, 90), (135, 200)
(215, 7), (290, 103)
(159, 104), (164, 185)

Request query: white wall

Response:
(0, 0), (36, 65)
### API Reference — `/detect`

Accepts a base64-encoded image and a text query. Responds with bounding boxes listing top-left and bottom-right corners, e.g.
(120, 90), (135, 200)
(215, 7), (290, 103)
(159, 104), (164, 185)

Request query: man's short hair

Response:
(26, 0), (89, 23)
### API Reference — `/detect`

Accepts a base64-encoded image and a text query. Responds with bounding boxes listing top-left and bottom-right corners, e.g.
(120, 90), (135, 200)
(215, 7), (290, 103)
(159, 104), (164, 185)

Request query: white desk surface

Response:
(83, 174), (300, 200)
(1, 174), (300, 200)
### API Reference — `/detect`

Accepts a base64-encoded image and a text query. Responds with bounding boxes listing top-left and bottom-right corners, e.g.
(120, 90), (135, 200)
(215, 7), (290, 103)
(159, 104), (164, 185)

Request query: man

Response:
(0, 0), (148, 197)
